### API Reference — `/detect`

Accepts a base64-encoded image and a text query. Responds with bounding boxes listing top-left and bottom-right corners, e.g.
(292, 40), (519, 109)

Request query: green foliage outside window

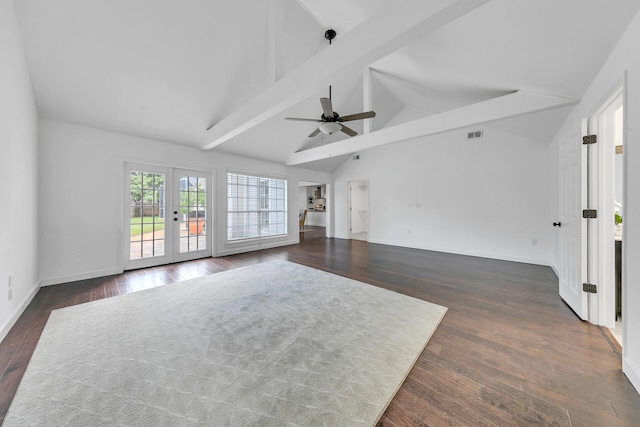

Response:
(130, 171), (165, 205)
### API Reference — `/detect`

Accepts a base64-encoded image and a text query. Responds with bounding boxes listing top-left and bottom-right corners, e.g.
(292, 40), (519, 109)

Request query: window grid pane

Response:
(179, 175), (207, 254)
(129, 170), (165, 260)
(227, 173), (287, 241)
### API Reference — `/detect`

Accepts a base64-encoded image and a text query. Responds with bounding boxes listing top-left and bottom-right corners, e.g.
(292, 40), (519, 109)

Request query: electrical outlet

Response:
(8, 274), (12, 301)
(532, 239), (538, 246)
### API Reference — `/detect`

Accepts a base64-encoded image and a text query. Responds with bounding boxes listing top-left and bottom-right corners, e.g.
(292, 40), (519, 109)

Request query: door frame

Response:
(565, 77), (626, 328)
(123, 162), (213, 270)
(590, 86), (624, 328)
(298, 180), (331, 238)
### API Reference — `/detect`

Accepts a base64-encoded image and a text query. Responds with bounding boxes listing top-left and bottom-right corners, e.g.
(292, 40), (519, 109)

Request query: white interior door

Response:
(558, 131), (588, 319)
(124, 163), (211, 270)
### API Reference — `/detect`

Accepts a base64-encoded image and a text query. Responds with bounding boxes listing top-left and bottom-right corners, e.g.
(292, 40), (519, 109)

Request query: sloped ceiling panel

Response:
(16, 0), (312, 147)
(14, 0), (640, 172)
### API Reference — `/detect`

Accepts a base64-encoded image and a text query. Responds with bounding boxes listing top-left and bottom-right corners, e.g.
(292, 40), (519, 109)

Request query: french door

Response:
(124, 163), (212, 270)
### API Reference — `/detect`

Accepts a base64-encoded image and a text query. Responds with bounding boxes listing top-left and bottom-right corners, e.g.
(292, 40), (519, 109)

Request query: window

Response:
(227, 172), (287, 240)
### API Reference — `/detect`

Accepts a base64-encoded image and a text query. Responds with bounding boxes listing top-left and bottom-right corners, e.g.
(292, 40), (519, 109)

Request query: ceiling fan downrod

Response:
(326, 29), (336, 102)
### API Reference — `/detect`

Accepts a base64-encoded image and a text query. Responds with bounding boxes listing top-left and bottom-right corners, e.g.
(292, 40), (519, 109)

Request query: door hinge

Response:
(582, 209), (598, 219)
(582, 135), (597, 145)
(583, 283), (598, 293)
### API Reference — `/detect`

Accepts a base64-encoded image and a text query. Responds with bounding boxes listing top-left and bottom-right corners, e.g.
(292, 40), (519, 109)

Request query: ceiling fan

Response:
(284, 29), (376, 138)
(285, 89), (376, 138)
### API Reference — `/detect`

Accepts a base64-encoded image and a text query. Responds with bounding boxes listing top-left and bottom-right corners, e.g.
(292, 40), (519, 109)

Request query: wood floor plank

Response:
(1, 227), (639, 426)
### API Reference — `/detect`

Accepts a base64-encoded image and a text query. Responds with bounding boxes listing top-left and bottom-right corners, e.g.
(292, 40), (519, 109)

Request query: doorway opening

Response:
(576, 85), (625, 343)
(298, 180), (329, 239)
(593, 89), (624, 344)
(349, 180), (369, 241)
(558, 83), (625, 335)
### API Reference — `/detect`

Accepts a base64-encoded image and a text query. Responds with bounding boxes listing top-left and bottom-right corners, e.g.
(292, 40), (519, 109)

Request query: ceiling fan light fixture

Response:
(319, 122), (341, 135)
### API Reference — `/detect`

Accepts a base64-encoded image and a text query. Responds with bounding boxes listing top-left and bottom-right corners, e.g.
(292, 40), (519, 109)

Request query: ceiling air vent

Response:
(467, 130), (483, 140)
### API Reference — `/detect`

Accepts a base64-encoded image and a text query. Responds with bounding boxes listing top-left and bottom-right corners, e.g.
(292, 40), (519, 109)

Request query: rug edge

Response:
(373, 306), (449, 425)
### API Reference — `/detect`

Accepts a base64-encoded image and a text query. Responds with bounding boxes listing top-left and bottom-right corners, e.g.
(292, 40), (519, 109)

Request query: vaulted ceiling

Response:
(15, 0), (640, 172)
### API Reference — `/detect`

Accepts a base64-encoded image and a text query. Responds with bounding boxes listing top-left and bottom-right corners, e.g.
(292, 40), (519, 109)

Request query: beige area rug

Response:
(5, 260), (447, 426)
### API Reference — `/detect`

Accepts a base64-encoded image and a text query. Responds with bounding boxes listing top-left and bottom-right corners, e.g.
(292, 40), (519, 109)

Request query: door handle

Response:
(553, 222), (561, 227)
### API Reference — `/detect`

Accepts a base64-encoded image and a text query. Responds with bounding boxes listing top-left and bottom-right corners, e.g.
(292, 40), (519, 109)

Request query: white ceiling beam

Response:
(201, 0), (493, 150)
(363, 67), (373, 135)
(285, 91), (579, 166)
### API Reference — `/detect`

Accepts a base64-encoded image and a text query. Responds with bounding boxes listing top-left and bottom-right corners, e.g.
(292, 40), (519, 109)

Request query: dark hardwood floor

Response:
(1, 226), (639, 426)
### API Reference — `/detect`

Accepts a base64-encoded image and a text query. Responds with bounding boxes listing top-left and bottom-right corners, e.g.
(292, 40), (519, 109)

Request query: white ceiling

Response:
(15, 0), (640, 172)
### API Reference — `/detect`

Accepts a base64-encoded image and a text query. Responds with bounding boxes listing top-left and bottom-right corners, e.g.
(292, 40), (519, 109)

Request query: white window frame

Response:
(227, 172), (287, 241)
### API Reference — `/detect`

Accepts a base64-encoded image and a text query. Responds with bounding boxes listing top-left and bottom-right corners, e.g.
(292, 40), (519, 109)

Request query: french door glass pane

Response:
(129, 171), (165, 260)
(178, 175), (207, 254)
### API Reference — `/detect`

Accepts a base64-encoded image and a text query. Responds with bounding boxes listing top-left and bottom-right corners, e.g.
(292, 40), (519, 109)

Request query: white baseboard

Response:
(216, 238), (298, 257)
(39, 268), (120, 287)
(623, 357), (640, 395)
(0, 281), (40, 344)
(367, 238), (551, 266)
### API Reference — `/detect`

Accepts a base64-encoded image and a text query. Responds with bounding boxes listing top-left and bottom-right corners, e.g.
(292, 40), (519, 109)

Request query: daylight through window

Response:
(227, 172), (287, 240)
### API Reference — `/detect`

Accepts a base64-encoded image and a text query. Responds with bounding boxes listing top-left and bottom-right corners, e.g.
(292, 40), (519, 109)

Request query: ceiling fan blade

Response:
(339, 111), (376, 122)
(308, 128), (321, 138)
(340, 124), (358, 137)
(285, 117), (322, 122)
(320, 97), (334, 118)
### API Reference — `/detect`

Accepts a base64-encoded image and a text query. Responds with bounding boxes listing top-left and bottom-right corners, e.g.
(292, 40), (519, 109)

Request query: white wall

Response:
(298, 187), (307, 213)
(549, 9), (640, 392)
(0, 0), (40, 341)
(333, 125), (552, 265)
(38, 119), (330, 285)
